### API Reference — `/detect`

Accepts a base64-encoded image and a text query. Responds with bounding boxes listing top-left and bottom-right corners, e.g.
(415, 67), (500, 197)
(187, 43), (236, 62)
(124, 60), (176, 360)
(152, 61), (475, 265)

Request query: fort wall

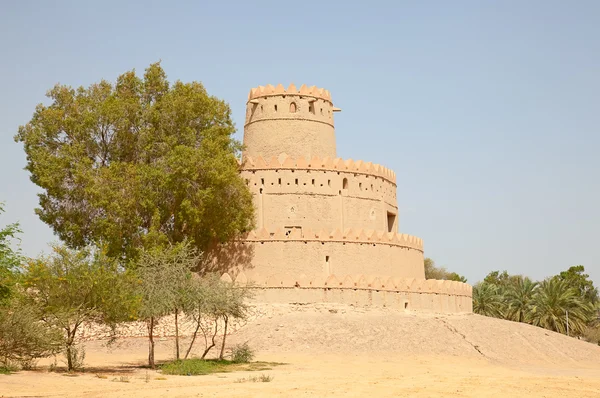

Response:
(241, 155), (399, 233)
(244, 84), (337, 160)
(220, 271), (473, 314)
(226, 83), (474, 314)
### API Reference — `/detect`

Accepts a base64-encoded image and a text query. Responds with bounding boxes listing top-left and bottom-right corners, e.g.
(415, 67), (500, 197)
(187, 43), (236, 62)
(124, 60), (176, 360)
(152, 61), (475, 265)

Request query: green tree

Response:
(556, 265), (599, 306)
(0, 295), (63, 368)
(424, 258), (467, 282)
(483, 270), (521, 289)
(182, 274), (252, 360)
(22, 245), (137, 371)
(0, 202), (22, 303)
(530, 278), (594, 335)
(134, 241), (200, 368)
(15, 63), (254, 261)
(504, 276), (538, 323)
(472, 282), (504, 318)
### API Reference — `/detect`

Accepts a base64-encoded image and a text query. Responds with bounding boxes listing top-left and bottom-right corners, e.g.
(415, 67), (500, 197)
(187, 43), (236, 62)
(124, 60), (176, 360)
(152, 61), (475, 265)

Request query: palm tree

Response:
(504, 277), (538, 323)
(473, 282), (504, 318)
(530, 278), (594, 335)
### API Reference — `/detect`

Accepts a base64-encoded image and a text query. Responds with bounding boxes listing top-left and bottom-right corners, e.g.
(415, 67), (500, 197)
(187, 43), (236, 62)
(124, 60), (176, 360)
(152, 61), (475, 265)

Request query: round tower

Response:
(243, 84), (339, 160)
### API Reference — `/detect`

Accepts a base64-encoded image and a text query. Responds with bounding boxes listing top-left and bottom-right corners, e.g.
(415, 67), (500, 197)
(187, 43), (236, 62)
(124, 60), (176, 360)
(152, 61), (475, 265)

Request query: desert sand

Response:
(1, 304), (599, 397)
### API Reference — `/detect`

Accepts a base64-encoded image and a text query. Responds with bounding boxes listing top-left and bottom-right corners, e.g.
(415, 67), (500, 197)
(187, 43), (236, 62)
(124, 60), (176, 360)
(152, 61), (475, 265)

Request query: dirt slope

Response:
(227, 303), (600, 367)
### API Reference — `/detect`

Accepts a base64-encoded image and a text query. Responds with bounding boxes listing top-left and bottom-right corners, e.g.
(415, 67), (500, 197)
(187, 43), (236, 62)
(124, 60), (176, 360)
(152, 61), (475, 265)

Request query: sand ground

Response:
(1, 304), (599, 397)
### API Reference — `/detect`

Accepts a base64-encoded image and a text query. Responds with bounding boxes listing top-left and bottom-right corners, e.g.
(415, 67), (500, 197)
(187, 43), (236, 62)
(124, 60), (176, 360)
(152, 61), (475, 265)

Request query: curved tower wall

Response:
(241, 155), (399, 234)
(244, 84), (337, 160)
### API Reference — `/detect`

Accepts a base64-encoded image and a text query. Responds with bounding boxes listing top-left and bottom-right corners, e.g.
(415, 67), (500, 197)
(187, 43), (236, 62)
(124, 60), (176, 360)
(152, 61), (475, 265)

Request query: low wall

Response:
(222, 272), (473, 314)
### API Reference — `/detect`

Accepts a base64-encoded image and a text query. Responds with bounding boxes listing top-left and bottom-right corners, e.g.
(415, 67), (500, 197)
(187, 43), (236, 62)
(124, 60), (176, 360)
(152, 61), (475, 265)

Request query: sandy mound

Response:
(227, 303), (600, 367)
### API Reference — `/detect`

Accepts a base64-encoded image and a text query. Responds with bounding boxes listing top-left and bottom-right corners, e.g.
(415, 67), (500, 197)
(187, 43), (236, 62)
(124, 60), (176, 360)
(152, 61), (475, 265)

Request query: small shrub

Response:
(48, 358), (58, 372)
(160, 359), (222, 376)
(20, 358), (37, 370)
(64, 345), (86, 371)
(234, 374), (273, 383)
(0, 362), (19, 375)
(95, 374), (108, 379)
(583, 325), (600, 345)
(112, 376), (130, 383)
(231, 342), (254, 364)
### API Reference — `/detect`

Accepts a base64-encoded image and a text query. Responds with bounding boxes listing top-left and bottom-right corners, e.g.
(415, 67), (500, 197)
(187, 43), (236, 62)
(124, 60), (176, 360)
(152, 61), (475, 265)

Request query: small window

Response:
(309, 102), (315, 114)
(260, 105), (263, 112)
(290, 102), (297, 113)
(261, 178), (264, 185)
(311, 179), (315, 185)
(295, 178), (298, 185)
(359, 182), (362, 190)
(327, 180), (331, 187)
(274, 104), (278, 112)
(278, 178), (281, 185)
(343, 178), (348, 189)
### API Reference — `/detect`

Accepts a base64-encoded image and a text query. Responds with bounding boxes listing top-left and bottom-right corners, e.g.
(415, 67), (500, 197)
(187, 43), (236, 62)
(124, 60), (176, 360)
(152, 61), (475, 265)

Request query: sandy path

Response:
(1, 304), (599, 397)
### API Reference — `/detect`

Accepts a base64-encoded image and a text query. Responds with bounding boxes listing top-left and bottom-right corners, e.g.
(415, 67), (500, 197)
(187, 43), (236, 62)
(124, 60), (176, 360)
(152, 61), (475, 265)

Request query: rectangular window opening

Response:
(387, 212), (396, 233)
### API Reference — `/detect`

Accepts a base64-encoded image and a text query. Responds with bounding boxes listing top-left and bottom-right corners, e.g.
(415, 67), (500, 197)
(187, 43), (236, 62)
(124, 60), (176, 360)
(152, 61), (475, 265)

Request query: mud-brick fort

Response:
(215, 84), (472, 313)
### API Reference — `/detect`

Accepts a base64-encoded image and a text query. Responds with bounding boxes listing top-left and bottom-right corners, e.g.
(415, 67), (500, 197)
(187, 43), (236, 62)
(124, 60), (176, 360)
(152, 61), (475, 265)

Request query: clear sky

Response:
(1, 1), (598, 285)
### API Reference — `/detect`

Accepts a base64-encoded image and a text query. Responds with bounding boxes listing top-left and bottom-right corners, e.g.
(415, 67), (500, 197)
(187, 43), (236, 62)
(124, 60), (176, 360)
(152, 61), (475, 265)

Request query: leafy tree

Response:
(181, 273), (252, 360)
(504, 276), (538, 323)
(530, 278), (594, 336)
(472, 282), (504, 318)
(15, 62), (254, 261)
(134, 241), (200, 368)
(0, 295), (62, 368)
(483, 270), (521, 289)
(0, 202), (22, 303)
(22, 245), (137, 371)
(556, 265), (599, 306)
(424, 258), (467, 282)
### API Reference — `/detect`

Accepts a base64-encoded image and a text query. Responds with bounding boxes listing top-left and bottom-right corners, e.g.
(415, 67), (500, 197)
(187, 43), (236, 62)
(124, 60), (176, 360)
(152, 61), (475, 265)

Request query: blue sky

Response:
(1, 1), (598, 285)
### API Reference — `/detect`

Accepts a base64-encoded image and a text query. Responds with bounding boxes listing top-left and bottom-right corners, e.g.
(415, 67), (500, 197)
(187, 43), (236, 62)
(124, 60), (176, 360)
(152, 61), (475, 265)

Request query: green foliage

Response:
(424, 258), (467, 282)
(231, 342), (255, 363)
(134, 241), (201, 367)
(21, 245), (137, 371)
(472, 282), (505, 318)
(483, 270), (522, 288)
(556, 265), (599, 305)
(160, 358), (277, 376)
(0, 295), (62, 367)
(473, 268), (597, 338)
(0, 202), (22, 303)
(15, 62), (254, 261)
(530, 278), (594, 336)
(503, 276), (538, 323)
(182, 273), (253, 360)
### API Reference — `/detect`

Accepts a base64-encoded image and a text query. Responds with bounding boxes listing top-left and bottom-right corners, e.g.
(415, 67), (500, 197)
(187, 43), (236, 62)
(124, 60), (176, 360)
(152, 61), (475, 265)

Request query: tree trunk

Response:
(148, 317), (155, 368)
(201, 321), (219, 359)
(66, 345), (73, 371)
(219, 316), (228, 360)
(174, 308), (180, 360)
(66, 328), (74, 371)
(185, 317), (202, 359)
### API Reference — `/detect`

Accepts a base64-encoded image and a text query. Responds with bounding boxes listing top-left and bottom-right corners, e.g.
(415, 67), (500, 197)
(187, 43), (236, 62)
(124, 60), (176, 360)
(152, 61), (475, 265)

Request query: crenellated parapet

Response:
(217, 271), (473, 313)
(240, 227), (423, 252)
(248, 83), (332, 103)
(242, 154), (396, 184)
